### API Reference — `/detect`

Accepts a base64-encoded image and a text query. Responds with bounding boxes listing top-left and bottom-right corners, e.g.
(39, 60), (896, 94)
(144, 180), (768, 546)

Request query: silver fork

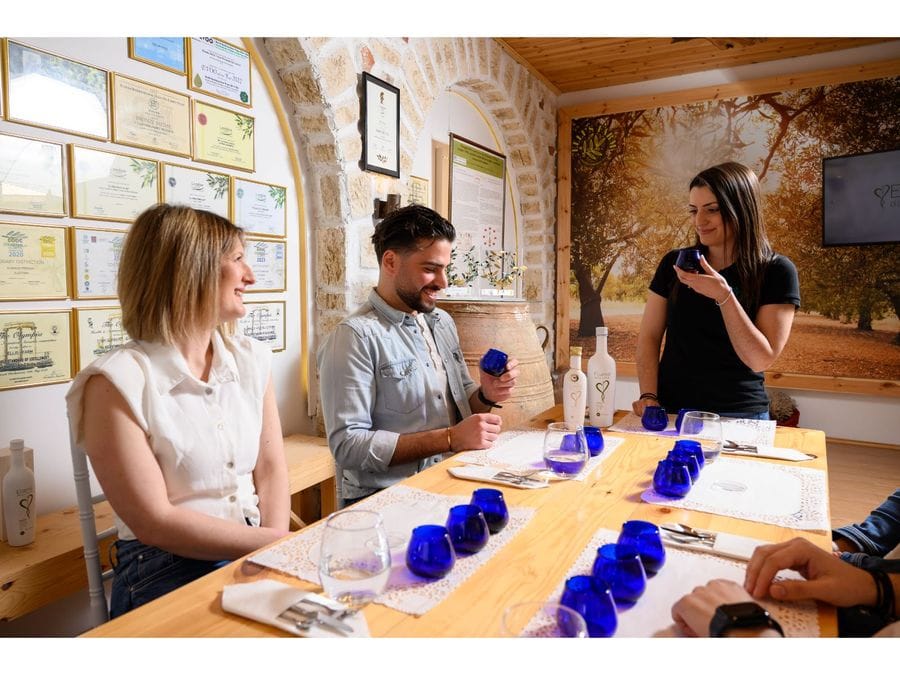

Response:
(724, 440), (758, 453)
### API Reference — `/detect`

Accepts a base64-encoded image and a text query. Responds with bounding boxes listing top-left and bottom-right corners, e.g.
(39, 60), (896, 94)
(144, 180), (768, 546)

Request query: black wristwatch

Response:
(709, 602), (784, 637)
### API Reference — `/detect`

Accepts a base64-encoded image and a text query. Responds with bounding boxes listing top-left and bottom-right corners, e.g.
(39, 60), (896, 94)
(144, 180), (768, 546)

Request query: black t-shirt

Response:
(649, 249), (801, 414)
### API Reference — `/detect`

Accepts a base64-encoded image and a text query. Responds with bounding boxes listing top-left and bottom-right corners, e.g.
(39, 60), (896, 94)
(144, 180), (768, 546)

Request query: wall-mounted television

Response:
(822, 148), (900, 246)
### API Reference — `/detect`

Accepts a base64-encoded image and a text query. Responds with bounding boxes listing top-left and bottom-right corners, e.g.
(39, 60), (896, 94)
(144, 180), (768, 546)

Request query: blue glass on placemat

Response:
(470, 488), (509, 535)
(543, 424), (589, 478)
(652, 459), (692, 498)
(617, 520), (666, 576)
(674, 408), (697, 433)
(668, 448), (700, 483)
(673, 439), (705, 469)
(406, 525), (456, 579)
(641, 405), (668, 431)
(445, 504), (490, 554)
(479, 348), (509, 376)
(592, 543), (647, 608)
(583, 425), (604, 457)
(560, 575), (617, 638)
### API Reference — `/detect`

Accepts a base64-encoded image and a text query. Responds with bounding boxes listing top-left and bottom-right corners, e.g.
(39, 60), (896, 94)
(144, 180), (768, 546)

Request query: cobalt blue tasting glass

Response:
(674, 408), (697, 433)
(652, 459), (692, 498)
(406, 525), (456, 579)
(668, 448), (700, 483)
(673, 439), (705, 469)
(641, 405), (668, 431)
(592, 543), (647, 608)
(479, 348), (509, 377)
(582, 425), (604, 457)
(559, 575), (617, 638)
(470, 488), (509, 535)
(617, 520), (666, 577)
(445, 504), (490, 554)
(675, 247), (702, 272)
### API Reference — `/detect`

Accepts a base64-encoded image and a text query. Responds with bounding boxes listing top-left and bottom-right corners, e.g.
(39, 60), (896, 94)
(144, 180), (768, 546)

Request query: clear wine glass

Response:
(318, 510), (391, 612)
(542, 422), (589, 478)
(501, 601), (588, 637)
(678, 411), (723, 464)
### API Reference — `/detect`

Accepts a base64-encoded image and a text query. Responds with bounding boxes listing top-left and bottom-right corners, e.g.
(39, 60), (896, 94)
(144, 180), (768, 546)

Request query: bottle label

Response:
(593, 378), (610, 403)
(17, 489), (34, 518)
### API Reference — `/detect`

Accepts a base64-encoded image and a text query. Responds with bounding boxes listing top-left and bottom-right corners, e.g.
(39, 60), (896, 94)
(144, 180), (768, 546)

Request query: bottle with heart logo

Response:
(588, 327), (617, 428)
(2, 439), (36, 546)
(562, 346), (588, 429)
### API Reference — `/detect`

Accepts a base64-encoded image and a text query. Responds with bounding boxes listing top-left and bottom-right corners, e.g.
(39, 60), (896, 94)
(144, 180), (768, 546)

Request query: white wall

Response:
(0, 37), (312, 516)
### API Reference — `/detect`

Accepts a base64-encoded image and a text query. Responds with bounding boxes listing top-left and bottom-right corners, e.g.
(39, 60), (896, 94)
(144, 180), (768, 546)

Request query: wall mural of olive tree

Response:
(569, 76), (900, 383)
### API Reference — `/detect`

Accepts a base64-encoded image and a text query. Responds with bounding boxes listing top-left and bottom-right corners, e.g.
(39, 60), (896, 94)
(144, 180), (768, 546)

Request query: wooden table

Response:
(85, 407), (835, 637)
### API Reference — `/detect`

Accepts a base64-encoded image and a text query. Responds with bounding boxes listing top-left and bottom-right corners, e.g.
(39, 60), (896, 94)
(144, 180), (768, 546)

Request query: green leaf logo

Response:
(240, 91), (248, 103)
(194, 73), (203, 88)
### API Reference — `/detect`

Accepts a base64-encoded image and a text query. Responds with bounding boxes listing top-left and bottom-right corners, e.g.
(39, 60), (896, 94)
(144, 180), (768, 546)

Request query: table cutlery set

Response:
(277, 596), (356, 636)
(658, 522), (769, 562)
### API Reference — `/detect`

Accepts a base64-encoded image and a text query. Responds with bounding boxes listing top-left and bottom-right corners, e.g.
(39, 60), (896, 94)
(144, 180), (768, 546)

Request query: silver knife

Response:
(288, 603), (355, 635)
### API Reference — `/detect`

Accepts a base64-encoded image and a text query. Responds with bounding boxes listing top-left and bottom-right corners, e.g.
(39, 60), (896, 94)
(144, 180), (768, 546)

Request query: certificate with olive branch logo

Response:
(69, 145), (160, 223)
(192, 100), (255, 172)
(162, 163), (231, 219)
(232, 177), (286, 238)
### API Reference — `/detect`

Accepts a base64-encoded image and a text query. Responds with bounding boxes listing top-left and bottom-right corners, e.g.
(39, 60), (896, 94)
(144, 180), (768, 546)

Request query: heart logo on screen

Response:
(873, 185), (891, 207)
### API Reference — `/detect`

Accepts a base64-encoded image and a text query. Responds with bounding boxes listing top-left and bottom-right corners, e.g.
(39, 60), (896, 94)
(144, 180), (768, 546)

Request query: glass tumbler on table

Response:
(678, 411), (723, 464)
(543, 422), (589, 478)
(318, 510), (391, 612)
(501, 601), (588, 638)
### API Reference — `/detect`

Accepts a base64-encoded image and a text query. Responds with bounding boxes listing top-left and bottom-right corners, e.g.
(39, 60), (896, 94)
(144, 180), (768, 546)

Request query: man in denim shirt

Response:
(317, 205), (519, 504)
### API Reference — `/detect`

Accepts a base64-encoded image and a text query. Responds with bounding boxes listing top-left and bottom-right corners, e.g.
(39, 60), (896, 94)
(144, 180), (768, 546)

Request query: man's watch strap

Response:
(709, 601), (784, 637)
(477, 389), (502, 409)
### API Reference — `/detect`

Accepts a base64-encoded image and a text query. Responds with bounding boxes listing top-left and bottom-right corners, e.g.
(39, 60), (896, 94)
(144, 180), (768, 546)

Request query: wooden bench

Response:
(0, 434), (336, 622)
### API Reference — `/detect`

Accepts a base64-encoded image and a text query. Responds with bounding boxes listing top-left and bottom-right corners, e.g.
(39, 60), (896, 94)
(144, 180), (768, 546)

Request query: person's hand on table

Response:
(479, 357), (519, 404)
(671, 579), (780, 637)
(632, 397), (654, 416)
(450, 413), (502, 451)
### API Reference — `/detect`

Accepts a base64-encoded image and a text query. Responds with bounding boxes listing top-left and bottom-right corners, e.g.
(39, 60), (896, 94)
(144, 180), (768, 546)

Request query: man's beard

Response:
(396, 284), (439, 313)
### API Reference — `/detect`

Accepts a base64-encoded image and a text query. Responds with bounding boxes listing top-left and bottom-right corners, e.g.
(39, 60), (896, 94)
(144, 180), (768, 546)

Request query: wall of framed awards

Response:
(0, 37), (305, 514)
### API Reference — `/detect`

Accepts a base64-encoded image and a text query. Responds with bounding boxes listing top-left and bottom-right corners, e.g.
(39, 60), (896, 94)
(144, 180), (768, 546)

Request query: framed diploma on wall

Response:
(128, 38), (187, 75)
(0, 132), (67, 217)
(73, 305), (131, 371)
(407, 175), (430, 207)
(361, 72), (400, 177)
(245, 238), (286, 292)
(0, 222), (70, 301)
(111, 74), (192, 157)
(70, 145), (160, 223)
(238, 301), (285, 352)
(0, 309), (73, 391)
(70, 226), (127, 300)
(186, 38), (252, 107)
(3, 40), (110, 141)
(162, 163), (231, 218)
(192, 100), (255, 172)
(232, 177), (287, 238)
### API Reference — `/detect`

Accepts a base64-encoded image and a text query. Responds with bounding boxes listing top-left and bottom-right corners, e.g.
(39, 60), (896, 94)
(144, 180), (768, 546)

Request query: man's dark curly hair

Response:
(371, 204), (456, 263)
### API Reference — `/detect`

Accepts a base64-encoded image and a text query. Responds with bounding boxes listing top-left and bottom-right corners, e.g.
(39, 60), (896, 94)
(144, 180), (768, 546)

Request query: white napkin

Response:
(721, 445), (813, 462)
(661, 531), (771, 561)
(448, 464), (550, 489)
(221, 579), (370, 637)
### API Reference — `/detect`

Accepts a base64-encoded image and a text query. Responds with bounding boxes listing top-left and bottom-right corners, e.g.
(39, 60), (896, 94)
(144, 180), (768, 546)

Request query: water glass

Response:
(679, 411), (723, 464)
(583, 425), (604, 457)
(560, 575), (617, 638)
(543, 423), (589, 478)
(406, 524), (456, 579)
(668, 448), (700, 483)
(674, 408), (697, 433)
(445, 504), (490, 554)
(501, 601), (588, 638)
(652, 458), (692, 498)
(675, 247), (702, 272)
(479, 348), (509, 376)
(592, 543), (647, 607)
(673, 439), (705, 469)
(318, 510), (391, 611)
(470, 488), (509, 535)
(617, 520), (666, 576)
(641, 405), (668, 431)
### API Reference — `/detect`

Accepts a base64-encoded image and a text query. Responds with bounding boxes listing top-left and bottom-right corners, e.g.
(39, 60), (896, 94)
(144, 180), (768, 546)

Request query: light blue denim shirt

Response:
(317, 289), (478, 499)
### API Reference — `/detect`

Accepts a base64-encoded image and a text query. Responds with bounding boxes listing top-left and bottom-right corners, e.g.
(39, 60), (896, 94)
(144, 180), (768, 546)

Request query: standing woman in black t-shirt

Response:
(632, 162), (801, 419)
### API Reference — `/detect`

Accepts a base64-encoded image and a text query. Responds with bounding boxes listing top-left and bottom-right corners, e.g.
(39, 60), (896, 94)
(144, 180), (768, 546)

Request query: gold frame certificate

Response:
(0, 310), (73, 391)
(187, 38), (252, 107)
(0, 132), (67, 217)
(111, 74), (192, 157)
(162, 163), (230, 218)
(232, 177), (286, 238)
(239, 301), (285, 352)
(72, 227), (126, 299)
(0, 222), (69, 301)
(70, 145), (160, 223)
(74, 306), (130, 371)
(192, 100), (255, 172)
(245, 238), (286, 292)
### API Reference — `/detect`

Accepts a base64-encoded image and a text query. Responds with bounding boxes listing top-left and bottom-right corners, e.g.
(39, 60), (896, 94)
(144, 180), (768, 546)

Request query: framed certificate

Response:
(128, 38), (186, 75)
(0, 310), (73, 391)
(245, 238), (286, 292)
(162, 163), (230, 218)
(0, 222), (69, 301)
(232, 177), (286, 238)
(71, 226), (127, 299)
(111, 74), (192, 157)
(0, 132), (67, 217)
(238, 301), (285, 352)
(3, 40), (110, 140)
(70, 145), (160, 223)
(361, 72), (400, 177)
(407, 175), (430, 207)
(73, 306), (131, 371)
(186, 37), (252, 107)
(192, 100), (255, 172)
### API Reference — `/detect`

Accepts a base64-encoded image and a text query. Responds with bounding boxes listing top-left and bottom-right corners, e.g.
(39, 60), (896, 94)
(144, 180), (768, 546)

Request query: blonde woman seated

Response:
(66, 204), (290, 617)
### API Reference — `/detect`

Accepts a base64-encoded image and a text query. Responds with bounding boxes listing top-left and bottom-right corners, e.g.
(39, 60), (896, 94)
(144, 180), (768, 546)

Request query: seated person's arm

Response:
(833, 489), (900, 556)
(82, 374), (288, 560)
(671, 579), (782, 637)
(252, 376), (290, 531)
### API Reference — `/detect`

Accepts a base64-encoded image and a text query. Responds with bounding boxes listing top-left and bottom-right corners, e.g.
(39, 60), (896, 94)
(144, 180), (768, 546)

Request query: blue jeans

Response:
(110, 539), (230, 618)
(717, 411), (770, 420)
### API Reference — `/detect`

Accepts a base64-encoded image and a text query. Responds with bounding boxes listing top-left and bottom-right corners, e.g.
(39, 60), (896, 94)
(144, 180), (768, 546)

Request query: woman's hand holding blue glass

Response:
(673, 254), (730, 302)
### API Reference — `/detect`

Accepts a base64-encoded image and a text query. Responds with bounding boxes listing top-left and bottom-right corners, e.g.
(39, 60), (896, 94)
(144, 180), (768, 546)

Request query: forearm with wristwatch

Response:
(710, 602), (784, 638)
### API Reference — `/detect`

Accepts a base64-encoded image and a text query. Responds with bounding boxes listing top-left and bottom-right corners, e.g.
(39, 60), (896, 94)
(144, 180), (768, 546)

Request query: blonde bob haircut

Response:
(118, 204), (243, 344)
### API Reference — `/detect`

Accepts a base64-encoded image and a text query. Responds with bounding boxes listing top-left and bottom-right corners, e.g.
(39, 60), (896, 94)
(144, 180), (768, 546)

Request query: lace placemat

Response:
(524, 527), (819, 637)
(609, 412), (776, 447)
(641, 457), (829, 531)
(249, 484), (535, 617)
(458, 429), (624, 482)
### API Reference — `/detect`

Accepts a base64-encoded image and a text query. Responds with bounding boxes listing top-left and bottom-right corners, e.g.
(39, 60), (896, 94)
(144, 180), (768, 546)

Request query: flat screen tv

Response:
(822, 148), (900, 246)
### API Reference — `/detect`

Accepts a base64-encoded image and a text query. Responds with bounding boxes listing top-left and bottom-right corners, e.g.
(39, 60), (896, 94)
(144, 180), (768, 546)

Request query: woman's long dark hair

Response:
(690, 162), (773, 314)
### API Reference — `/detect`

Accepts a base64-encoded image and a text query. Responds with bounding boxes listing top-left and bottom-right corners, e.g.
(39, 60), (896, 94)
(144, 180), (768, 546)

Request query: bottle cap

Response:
(596, 327), (608, 336)
(10, 439), (24, 451)
(570, 346), (582, 356)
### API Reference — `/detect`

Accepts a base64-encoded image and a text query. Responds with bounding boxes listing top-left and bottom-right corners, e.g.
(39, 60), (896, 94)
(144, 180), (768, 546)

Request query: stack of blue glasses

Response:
(652, 439), (705, 498)
(406, 488), (510, 580)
